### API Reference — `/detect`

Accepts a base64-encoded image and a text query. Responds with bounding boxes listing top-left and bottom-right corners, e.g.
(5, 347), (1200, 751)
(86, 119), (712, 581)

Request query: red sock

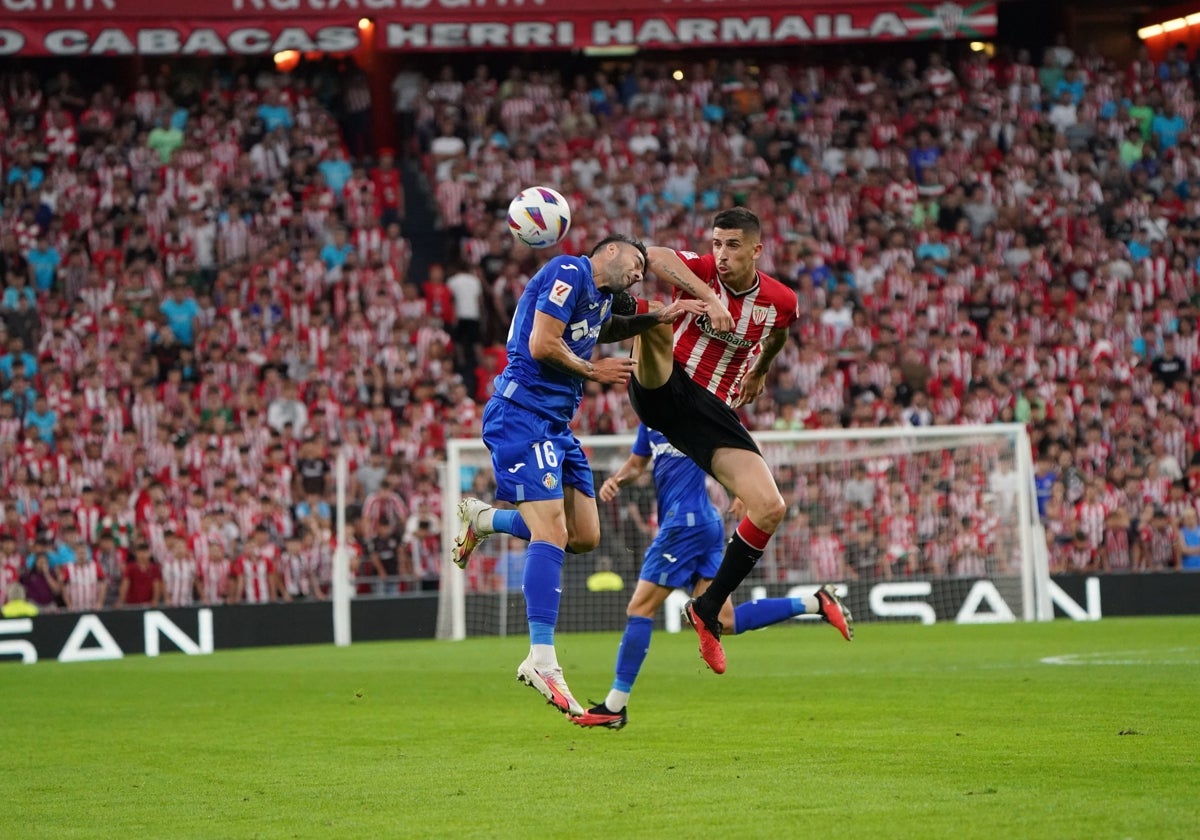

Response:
(697, 518), (773, 615)
(735, 517), (773, 551)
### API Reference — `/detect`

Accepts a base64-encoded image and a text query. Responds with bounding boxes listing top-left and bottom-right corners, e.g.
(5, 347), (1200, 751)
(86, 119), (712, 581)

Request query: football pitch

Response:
(5, 617), (1197, 839)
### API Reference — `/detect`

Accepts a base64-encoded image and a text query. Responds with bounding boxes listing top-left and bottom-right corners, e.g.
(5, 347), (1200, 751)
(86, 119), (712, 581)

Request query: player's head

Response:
(589, 233), (648, 294)
(710, 207), (762, 283)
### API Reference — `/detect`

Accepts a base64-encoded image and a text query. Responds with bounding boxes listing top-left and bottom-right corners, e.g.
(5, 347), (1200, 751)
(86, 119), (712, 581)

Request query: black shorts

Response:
(629, 361), (761, 477)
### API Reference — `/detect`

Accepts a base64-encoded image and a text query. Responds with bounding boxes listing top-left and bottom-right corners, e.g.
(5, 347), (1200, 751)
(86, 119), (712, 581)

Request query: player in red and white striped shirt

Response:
(631, 207), (853, 668)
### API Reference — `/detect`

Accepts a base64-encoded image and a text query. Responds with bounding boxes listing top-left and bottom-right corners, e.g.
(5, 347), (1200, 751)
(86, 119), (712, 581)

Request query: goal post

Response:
(438, 423), (1049, 640)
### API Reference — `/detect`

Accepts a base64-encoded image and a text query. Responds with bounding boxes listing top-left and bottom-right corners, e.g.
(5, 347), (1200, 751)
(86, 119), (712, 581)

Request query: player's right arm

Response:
(733, 325), (789, 408)
(528, 310), (635, 385)
(645, 246), (733, 331)
(598, 453), (651, 502)
(600, 424), (655, 501)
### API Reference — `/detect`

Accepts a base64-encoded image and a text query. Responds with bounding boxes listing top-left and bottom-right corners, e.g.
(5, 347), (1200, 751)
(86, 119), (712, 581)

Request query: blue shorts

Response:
(482, 398), (595, 504)
(639, 518), (725, 590)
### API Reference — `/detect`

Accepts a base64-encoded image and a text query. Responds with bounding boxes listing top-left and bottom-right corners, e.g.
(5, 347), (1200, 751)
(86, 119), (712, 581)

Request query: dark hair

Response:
(712, 207), (761, 237)
(590, 233), (648, 267)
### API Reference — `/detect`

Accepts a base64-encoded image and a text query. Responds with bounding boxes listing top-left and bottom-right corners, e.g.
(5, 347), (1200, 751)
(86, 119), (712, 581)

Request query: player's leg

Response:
(630, 321), (675, 390)
(693, 572), (805, 633)
(512, 496), (584, 715)
(575, 520), (723, 729)
(451, 400), (534, 568)
(561, 485), (600, 554)
(613, 291), (674, 390)
(453, 405), (601, 565)
(692, 446), (785, 617)
(450, 499), (531, 569)
(573, 579), (671, 730)
(679, 446), (785, 670)
(700, 448), (854, 638)
(475, 401), (584, 714)
(696, 447), (853, 641)
(615, 580), (672, 690)
(516, 433), (600, 715)
(692, 578), (850, 638)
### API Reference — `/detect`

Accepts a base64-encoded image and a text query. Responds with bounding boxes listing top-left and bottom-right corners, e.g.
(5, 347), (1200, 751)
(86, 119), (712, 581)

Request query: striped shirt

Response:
(63, 560), (105, 611)
(670, 251), (798, 404)
(234, 550), (276, 604)
(809, 534), (845, 581)
(161, 556), (198, 607)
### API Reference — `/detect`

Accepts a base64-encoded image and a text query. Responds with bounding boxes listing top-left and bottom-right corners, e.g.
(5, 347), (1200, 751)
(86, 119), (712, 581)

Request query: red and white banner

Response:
(0, 23), (361, 56)
(0, 1), (997, 55)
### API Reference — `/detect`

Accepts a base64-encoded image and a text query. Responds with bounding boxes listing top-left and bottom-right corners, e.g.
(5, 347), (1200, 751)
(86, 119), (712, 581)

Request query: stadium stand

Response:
(2, 41), (1200, 612)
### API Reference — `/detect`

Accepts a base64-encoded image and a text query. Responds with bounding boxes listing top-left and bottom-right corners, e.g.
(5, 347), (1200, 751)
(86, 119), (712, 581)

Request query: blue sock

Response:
(491, 509), (531, 541)
(612, 616), (654, 692)
(522, 541), (565, 646)
(732, 597), (806, 634)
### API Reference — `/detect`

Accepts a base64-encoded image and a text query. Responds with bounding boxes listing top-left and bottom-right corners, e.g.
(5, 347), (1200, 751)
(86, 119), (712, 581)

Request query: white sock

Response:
(530, 644), (557, 670)
(802, 594), (820, 614)
(604, 689), (630, 713)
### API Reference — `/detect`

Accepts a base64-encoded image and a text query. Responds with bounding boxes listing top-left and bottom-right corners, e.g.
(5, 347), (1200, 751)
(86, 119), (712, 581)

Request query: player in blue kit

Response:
(572, 424), (826, 729)
(451, 234), (705, 717)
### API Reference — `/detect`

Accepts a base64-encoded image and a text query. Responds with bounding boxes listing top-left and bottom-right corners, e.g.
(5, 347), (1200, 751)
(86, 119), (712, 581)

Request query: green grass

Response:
(4, 618), (1198, 839)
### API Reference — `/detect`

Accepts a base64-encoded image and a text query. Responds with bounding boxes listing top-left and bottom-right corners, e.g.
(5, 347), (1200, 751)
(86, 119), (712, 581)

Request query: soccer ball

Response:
(507, 186), (572, 249)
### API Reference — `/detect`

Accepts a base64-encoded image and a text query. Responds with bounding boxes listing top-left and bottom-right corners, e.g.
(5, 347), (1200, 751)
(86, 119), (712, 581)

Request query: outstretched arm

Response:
(733, 326), (789, 408)
(646, 246), (733, 331)
(598, 297), (707, 343)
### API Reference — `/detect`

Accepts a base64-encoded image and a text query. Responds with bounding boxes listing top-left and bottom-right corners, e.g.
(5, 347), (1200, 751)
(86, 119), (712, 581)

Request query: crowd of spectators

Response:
(3, 38), (1200, 614)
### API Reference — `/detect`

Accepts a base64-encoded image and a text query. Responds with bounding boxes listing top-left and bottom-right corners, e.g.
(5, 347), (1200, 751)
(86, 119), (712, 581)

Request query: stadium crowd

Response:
(3, 38), (1200, 613)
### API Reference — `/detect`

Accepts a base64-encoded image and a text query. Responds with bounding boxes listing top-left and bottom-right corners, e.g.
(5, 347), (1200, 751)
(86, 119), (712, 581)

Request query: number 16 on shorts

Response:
(482, 401), (594, 504)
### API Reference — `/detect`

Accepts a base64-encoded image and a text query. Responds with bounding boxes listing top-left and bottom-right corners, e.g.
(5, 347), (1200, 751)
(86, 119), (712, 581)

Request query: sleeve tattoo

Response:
(598, 313), (667, 344)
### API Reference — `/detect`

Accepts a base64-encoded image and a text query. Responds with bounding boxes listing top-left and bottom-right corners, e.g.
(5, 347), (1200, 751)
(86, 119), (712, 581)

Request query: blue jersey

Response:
(493, 255), (611, 422)
(633, 424), (721, 530)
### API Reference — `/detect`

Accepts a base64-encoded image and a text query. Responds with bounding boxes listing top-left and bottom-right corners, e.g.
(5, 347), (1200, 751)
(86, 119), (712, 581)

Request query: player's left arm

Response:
(597, 298), (706, 343)
(732, 326), (789, 408)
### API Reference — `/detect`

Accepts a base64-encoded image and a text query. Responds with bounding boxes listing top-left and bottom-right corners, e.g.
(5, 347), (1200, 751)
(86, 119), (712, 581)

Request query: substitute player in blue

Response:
(451, 234), (705, 717)
(572, 424), (826, 729)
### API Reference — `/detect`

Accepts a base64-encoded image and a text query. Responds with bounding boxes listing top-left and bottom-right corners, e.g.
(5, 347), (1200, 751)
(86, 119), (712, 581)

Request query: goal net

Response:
(437, 424), (1049, 640)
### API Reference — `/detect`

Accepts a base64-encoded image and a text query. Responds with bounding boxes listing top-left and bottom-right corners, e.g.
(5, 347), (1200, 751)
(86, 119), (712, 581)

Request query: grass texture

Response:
(4, 617), (1197, 839)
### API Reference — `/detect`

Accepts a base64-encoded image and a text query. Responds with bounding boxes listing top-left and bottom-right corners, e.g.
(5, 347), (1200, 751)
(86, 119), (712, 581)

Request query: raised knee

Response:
(755, 493), (786, 532)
